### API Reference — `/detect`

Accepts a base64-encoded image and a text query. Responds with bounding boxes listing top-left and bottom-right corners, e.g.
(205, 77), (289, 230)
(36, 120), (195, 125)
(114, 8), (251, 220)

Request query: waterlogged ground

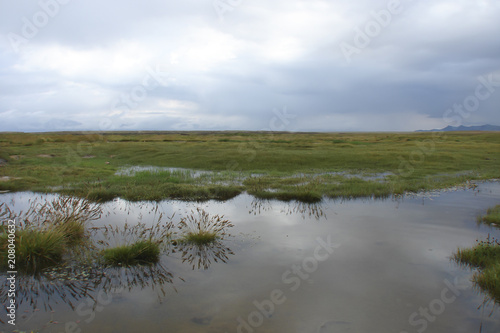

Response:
(2, 182), (500, 333)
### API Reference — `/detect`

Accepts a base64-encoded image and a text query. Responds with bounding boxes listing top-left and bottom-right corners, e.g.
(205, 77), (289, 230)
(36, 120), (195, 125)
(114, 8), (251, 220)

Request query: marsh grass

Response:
(83, 174), (244, 202)
(0, 196), (101, 233)
(103, 240), (160, 266)
(174, 208), (235, 269)
(0, 229), (66, 272)
(54, 219), (87, 246)
(177, 208), (233, 245)
(477, 205), (500, 227)
(454, 235), (500, 303)
(183, 231), (218, 244)
(97, 211), (174, 267)
(1, 131), (499, 202)
(0, 197), (102, 272)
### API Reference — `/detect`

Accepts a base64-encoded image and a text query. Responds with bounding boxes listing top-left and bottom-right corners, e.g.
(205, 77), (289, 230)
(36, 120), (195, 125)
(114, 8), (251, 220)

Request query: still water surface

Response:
(2, 182), (500, 332)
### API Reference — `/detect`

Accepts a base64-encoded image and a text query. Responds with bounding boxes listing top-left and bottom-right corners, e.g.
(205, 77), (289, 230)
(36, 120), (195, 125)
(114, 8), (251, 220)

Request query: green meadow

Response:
(0, 131), (499, 202)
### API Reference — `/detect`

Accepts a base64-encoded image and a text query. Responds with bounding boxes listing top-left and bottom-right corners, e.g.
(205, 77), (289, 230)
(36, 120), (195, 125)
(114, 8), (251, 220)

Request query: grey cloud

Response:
(0, 0), (499, 132)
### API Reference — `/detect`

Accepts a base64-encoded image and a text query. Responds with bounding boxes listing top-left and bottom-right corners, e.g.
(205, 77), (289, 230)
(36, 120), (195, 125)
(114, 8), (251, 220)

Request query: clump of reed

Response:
(177, 208), (233, 245)
(102, 240), (161, 266)
(453, 234), (500, 303)
(0, 229), (65, 272)
(453, 205), (500, 303)
(97, 213), (174, 267)
(0, 197), (234, 273)
(0, 197), (102, 272)
(477, 205), (500, 227)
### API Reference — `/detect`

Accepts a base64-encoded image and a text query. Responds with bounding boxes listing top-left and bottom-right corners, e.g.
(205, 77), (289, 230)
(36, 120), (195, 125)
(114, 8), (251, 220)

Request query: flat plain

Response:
(0, 131), (499, 202)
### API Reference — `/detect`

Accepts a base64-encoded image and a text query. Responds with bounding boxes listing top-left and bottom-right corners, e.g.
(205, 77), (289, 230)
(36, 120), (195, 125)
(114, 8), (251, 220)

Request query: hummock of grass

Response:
(474, 263), (500, 303)
(455, 205), (500, 303)
(0, 229), (66, 272)
(454, 236), (500, 303)
(0, 198), (101, 273)
(182, 231), (218, 245)
(55, 219), (87, 246)
(477, 205), (500, 226)
(103, 240), (160, 266)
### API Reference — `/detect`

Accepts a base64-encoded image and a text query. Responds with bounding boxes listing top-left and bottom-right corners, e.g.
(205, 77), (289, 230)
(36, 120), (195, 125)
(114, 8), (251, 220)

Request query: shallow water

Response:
(115, 165), (214, 177)
(114, 165), (393, 183)
(2, 182), (500, 333)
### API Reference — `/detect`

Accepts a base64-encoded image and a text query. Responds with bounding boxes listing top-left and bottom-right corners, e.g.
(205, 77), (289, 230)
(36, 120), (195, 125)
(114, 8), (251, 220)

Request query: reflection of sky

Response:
(1, 182), (500, 332)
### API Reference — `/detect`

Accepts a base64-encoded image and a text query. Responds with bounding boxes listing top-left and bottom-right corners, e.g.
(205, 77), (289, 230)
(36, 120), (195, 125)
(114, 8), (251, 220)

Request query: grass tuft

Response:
(474, 263), (500, 302)
(0, 229), (66, 273)
(103, 241), (160, 266)
(178, 208), (233, 245)
(454, 234), (500, 303)
(97, 213), (174, 267)
(183, 231), (218, 245)
(54, 219), (87, 246)
(477, 205), (500, 226)
(0, 197), (101, 272)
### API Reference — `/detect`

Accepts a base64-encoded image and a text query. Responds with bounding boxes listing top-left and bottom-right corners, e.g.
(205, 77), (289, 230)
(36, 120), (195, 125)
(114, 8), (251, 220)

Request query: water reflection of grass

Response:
(175, 241), (234, 270)
(0, 198), (175, 272)
(454, 206), (500, 303)
(0, 197), (236, 328)
(0, 197), (178, 323)
(0, 262), (175, 326)
(249, 198), (326, 220)
(0, 199), (235, 271)
(1, 132), (499, 202)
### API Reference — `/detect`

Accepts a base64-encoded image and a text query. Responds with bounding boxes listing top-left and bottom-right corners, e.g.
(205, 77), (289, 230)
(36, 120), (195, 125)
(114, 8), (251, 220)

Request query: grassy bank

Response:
(0, 131), (499, 202)
(454, 206), (500, 303)
(0, 197), (102, 273)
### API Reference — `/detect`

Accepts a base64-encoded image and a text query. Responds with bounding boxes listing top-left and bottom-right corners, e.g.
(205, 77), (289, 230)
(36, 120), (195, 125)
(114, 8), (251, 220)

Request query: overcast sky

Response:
(0, 0), (499, 132)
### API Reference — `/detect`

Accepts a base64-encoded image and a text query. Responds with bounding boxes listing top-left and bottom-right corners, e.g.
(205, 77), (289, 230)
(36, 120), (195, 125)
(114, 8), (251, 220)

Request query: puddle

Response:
(114, 166), (393, 191)
(291, 170), (394, 181)
(115, 166), (258, 187)
(116, 166), (392, 182)
(0, 177), (19, 182)
(1, 182), (500, 332)
(115, 166), (214, 178)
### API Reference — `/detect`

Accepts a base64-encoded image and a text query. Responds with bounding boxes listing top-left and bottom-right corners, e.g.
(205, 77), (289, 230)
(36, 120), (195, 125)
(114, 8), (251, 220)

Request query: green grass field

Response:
(0, 131), (499, 202)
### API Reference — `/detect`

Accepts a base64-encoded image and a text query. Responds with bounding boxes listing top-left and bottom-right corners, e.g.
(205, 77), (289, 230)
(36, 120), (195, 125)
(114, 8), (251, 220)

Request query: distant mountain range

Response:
(417, 124), (500, 132)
